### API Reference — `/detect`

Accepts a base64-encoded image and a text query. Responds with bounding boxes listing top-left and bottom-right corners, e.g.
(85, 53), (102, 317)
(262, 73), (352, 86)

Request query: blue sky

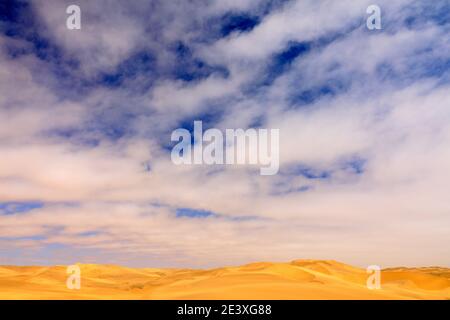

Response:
(0, 0), (449, 268)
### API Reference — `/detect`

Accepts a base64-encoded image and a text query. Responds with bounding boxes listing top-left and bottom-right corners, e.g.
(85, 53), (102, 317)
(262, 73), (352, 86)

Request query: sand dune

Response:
(0, 260), (449, 299)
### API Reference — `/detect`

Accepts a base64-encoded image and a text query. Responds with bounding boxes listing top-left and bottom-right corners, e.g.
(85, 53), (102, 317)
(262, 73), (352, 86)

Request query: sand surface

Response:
(1, 260), (449, 299)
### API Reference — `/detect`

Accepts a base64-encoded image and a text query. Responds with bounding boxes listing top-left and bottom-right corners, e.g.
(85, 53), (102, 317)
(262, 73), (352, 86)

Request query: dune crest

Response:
(0, 260), (449, 300)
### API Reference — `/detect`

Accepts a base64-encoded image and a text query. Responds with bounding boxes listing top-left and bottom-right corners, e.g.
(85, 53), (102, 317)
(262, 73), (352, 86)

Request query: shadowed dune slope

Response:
(0, 260), (449, 300)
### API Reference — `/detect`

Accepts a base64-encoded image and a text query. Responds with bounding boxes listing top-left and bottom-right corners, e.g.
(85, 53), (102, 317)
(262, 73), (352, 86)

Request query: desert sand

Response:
(0, 260), (449, 299)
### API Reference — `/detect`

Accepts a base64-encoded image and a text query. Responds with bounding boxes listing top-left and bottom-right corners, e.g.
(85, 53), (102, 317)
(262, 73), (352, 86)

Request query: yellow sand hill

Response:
(0, 260), (449, 299)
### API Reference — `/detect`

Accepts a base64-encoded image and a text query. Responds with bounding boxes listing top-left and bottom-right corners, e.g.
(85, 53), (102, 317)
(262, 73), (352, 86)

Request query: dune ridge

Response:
(0, 260), (449, 300)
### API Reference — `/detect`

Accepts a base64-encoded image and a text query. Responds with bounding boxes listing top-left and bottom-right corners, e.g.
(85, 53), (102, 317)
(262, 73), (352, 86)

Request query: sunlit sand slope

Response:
(0, 260), (449, 299)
